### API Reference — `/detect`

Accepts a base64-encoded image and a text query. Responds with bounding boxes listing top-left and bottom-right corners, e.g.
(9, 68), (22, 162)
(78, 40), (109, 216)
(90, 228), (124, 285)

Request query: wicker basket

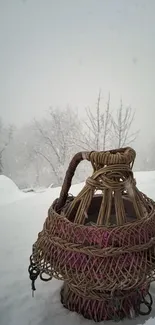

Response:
(28, 147), (155, 322)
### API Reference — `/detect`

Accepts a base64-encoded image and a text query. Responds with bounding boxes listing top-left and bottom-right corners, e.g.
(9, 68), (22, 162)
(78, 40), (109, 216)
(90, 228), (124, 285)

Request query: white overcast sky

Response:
(0, 0), (155, 143)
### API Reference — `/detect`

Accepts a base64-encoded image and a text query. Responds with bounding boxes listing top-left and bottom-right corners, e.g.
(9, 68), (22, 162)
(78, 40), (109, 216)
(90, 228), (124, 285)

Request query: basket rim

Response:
(48, 193), (155, 232)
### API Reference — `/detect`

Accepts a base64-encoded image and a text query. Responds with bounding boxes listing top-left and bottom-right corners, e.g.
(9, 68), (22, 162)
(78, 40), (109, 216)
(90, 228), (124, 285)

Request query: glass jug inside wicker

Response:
(55, 147), (152, 227)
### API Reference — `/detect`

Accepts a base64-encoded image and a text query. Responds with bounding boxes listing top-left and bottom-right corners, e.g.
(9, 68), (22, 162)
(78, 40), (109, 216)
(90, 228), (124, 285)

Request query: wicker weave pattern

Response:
(60, 283), (150, 322)
(33, 198), (155, 297)
(29, 147), (155, 321)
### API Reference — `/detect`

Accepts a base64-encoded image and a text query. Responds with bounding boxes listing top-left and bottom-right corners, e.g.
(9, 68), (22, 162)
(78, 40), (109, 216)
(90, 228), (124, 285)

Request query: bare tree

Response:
(3, 123), (50, 188)
(102, 93), (111, 150)
(111, 100), (139, 148)
(33, 118), (62, 184)
(96, 90), (101, 150)
(2, 108), (82, 189)
(77, 91), (112, 151)
(33, 107), (82, 185)
(0, 119), (14, 174)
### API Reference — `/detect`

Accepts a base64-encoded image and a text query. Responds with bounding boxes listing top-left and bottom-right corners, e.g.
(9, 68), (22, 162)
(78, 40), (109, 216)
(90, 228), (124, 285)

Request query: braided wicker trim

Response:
(60, 282), (152, 322)
(89, 147), (136, 167)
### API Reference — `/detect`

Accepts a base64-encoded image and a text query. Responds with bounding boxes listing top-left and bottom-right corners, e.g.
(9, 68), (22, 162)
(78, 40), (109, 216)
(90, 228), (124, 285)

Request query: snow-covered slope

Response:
(0, 173), (155, 325)
(0, 175), (34, 206)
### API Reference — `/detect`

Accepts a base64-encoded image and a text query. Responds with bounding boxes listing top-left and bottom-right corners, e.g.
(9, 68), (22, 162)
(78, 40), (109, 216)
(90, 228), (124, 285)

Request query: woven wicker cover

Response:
(29, 147), (155, 322)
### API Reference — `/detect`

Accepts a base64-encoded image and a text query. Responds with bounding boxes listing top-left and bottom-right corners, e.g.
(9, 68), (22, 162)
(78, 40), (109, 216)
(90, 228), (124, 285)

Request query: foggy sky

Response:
(0, 0), (155, 144)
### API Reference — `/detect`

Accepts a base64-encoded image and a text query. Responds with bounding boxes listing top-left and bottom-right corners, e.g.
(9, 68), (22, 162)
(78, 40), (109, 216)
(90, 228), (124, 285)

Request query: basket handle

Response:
(56, 151), (90, 211)
(55, 147), (135, 211)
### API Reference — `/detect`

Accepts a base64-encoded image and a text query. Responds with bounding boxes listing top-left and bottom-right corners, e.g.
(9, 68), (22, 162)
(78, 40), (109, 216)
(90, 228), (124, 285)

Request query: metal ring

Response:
(141, 292), (153, 307)
(138, 292), (153, 316)
(138, 305), (152, 316)
(40, 271), (52, 281)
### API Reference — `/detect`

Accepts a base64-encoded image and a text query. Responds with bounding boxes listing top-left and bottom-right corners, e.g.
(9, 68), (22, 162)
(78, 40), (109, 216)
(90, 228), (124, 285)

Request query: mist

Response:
(0, 0), (155, 188)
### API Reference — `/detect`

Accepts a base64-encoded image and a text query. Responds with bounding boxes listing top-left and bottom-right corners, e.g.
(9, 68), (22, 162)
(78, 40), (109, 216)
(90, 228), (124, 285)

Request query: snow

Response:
(0, 175), (34, 206)
(0, 173), (155, 325)
(135, 171), (155, 199)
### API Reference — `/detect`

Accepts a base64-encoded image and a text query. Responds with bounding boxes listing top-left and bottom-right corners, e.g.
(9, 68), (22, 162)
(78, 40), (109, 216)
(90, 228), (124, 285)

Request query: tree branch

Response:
(33, 149), (61, 183)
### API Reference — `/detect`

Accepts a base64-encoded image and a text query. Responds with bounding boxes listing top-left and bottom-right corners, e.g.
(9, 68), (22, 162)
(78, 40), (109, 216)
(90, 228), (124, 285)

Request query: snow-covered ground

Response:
(0, 175), (35, 206)
(0, 172), (155, 325)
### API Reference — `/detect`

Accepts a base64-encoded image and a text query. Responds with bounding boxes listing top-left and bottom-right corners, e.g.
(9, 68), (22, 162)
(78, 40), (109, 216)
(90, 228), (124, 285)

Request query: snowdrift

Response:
(0, 175), (26, 206)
